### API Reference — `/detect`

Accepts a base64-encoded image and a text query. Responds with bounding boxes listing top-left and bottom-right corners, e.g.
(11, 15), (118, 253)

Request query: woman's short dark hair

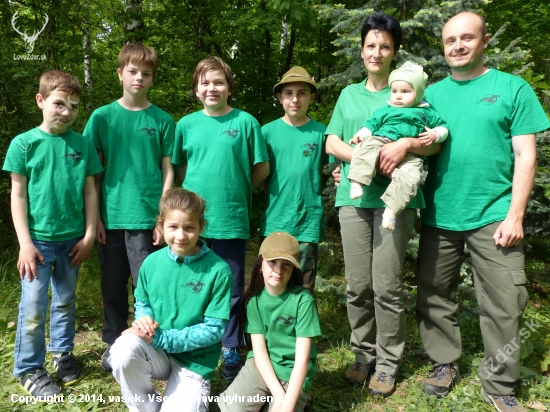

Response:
(361, 11), (402, 53)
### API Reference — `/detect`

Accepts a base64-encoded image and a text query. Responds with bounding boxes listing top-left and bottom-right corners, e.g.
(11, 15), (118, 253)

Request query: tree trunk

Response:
(83, 1), (92, 110)
(283, 27), (296, 74)
(280, 17), (288, 51)
(123, 0), (145, 43)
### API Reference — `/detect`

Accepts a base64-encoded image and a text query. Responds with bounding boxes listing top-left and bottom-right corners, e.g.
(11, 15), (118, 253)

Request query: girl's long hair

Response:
(238, 256), (304, 348)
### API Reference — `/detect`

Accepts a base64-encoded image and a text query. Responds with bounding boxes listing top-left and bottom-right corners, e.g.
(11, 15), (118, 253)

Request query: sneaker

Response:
(101, 345), (113, 372)
(53, 352), (80, 386)
(221, 347), (242, 380)
(345, 361), (374, 386)
(482, 388), (526, 412)
(20, 369), (62, 399)
(368, 370), (396, 397)
(422, 364), (460, 397)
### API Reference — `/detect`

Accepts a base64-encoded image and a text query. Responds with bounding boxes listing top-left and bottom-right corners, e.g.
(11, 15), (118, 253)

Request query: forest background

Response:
(0, 0), (549, 411)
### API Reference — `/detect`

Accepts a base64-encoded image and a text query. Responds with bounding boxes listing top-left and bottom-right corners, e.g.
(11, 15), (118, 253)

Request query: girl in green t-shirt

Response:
(219, 232), (321, 412)
(109, 188), (232, 412)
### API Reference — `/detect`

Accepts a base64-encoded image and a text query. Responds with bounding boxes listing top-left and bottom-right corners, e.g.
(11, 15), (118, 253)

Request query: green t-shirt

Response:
(422, 69), (550, 231)
(134, 246), (232, 380)
(2, 128), (103, 241)
(260, 118), (328, 243)
(245, 287), (321, 392)
(83, 101), (175, 230)
(325, 79), (425, 209)
(172, 109), (268, 239)
(364, 104), (447, 141)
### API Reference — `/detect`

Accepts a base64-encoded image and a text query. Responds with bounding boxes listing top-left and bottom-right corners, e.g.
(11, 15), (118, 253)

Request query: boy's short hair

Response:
(192, 56), (234, 94)
(118, 42), (159, 81)
(39, 70), (82, 99)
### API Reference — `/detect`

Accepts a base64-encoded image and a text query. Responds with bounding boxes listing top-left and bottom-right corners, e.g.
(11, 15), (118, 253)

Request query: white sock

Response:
(350, 181), (364, 199)
(382, 207), (396, 231)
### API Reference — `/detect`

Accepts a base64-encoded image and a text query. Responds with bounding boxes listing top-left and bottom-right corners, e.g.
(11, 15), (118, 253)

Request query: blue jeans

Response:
(13, 237), (81, 377)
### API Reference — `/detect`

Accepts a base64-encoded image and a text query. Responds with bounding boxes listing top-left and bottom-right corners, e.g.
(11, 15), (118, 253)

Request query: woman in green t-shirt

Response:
(325, 11), (440, 397)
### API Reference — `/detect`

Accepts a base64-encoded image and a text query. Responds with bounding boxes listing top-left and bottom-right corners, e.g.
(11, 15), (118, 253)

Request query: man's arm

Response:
(252, 161), (270, 188)
(378, 138), (442, 176)
(493, 134), (536, 248)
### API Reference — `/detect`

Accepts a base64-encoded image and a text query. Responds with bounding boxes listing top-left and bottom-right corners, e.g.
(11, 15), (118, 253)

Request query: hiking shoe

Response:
(221, 347), (242, 380)
(422, 364), (460, 397)
(101, 345), (113, 372)
(368, 370), (396, 397)
(20, 369), (62, 399)
(53, 352), (80, 386)
(482, 388), (526, 412)
(345, 361), (375, 386)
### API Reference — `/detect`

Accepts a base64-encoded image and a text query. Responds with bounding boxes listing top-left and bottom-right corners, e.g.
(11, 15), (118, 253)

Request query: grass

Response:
(0, 232), (549, 411)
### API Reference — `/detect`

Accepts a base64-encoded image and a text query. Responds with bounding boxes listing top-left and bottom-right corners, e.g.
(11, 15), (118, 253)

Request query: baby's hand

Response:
(418, 126), (439, 146)
(349, 127), (369, 145)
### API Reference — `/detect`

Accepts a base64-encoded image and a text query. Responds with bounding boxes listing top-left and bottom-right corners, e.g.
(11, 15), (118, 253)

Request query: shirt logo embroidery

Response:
(302, 142), (318, 157)
(64, 151), (82, 162)
(415, 111), (428, 124)
(185, 280), (205, 293)
(276, 314), (296, 325)
(477, 94), (500, 105)
(138, 127), (157, 136)
(221, 129), (240, 138)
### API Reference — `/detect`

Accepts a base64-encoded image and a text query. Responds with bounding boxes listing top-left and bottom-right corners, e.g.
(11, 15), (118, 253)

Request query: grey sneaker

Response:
(101, 345), (113, 372)
(422, 364), (460, 397)
(368, 370), (396, 397)
(482, 388), (526, 412)
(53, 352), (80, 386)
(345, 361), (375, 386)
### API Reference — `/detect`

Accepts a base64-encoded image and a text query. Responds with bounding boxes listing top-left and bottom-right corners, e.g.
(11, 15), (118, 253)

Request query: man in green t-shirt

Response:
(415, 12), (550, 412)
(83, 43), (175, 371)
(3, 70), (103, 399)
(260, 66), (328, 293)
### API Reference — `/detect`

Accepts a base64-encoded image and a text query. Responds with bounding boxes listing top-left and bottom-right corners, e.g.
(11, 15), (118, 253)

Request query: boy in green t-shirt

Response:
(83, 43), (175, 371)
(172, 56), (269, 380)
(260, 66), (328, 293)
(3, 70), (103, 399)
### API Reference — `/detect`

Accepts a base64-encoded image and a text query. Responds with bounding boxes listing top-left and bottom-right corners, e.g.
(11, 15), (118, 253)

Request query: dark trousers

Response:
(205, 238), (247, 348)
(99, 229), (157, 345)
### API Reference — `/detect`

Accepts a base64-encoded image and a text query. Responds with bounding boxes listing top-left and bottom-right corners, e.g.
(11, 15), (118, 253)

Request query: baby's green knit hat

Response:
(389, 61), (428, 104)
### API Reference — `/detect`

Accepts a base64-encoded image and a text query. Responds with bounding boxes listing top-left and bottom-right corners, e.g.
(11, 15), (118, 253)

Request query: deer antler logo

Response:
(12, 12), (49, 54)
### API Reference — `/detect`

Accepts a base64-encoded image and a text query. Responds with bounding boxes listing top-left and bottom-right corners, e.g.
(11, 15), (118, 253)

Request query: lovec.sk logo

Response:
(12, 11), (48, 61)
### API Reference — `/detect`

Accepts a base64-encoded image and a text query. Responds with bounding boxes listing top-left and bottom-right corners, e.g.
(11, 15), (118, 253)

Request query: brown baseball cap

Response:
(273, 66), (318, 95)
(259, 232), (300, 268)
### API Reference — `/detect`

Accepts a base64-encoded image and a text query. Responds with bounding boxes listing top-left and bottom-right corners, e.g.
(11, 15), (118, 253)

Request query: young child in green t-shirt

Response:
(172, 56), (269, 381)
(83, 43), (175, 370)
(3, 70), (103, 399)
(348, 61), (448, 230)
(260, 66), (328, 294)
(218, 232), (321, 412)
(109, 188), (232, 411)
